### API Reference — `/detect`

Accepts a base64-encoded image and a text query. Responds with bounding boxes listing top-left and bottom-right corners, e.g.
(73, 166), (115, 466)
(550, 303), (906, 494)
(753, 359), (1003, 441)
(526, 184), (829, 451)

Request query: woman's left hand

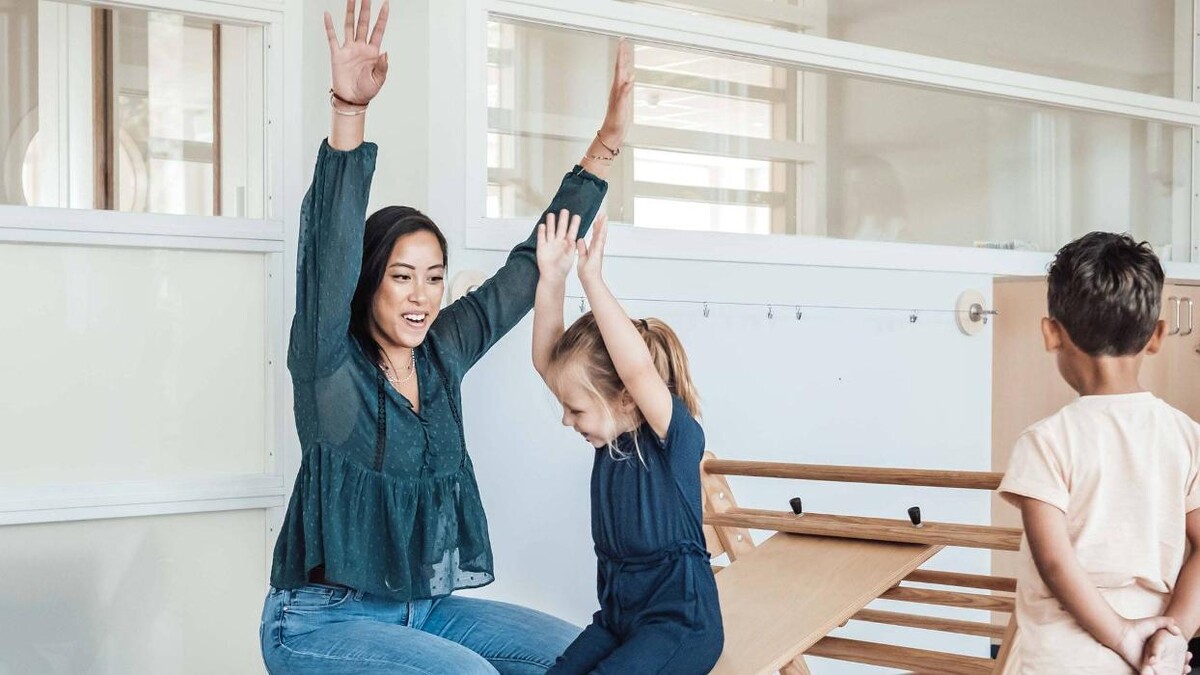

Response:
(597, 40), (634, 152)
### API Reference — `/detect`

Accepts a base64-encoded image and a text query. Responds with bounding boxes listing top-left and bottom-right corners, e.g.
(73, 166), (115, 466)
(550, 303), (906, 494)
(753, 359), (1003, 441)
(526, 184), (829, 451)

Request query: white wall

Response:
(0, 511), (268, 674)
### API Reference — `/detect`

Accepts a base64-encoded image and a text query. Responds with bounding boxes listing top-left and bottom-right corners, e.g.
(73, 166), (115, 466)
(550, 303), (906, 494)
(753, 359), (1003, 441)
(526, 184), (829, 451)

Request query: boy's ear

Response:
(1041, 317), (1063, 353)
(1143, 319), (1168, 356)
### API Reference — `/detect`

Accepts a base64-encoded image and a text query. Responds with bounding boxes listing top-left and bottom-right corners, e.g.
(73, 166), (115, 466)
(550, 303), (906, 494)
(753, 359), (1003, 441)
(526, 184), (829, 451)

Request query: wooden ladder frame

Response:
(701, 454), (1021, 675)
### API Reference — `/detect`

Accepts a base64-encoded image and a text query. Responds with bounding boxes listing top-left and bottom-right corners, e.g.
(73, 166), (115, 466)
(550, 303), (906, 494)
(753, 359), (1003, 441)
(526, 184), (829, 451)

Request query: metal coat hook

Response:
(703, 303), (710, 318)
(767, 305), (775, 320)
(795, 307), (803, 320)
(968, 302), (998, 325)
(579, 297), (587, 313)
(909, 312), (919, 324)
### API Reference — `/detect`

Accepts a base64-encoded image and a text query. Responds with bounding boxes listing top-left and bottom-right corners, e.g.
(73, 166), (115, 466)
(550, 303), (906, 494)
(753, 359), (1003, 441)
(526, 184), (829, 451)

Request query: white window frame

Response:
(445, 0), (1200, 280)
(0, 0), (300, 556)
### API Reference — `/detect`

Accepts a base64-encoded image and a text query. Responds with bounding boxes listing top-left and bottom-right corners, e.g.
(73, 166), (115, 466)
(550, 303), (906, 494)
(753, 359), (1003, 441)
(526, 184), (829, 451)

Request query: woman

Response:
(259, 0), (633, 672)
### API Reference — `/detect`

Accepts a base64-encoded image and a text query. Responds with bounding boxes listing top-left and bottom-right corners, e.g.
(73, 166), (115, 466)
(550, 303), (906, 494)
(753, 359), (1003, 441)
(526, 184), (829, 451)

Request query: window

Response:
(481, 7), (1194, 260)
(486, 19), (820, 236)
(627, 0), (1193, 100)
(2, 0), (266, 217)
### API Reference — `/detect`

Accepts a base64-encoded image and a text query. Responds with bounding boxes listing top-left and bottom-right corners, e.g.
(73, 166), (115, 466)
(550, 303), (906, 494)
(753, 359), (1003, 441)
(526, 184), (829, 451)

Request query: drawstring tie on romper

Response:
(595, 541), (709, 629)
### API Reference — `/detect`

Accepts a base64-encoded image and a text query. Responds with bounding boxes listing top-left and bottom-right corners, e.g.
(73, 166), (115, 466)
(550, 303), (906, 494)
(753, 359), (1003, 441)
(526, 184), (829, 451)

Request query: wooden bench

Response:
(702, 455), (1020, 675)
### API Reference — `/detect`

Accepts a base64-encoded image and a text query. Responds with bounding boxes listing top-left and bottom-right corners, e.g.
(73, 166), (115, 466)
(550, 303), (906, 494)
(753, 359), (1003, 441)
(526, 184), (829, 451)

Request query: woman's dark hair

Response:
(350, 206), (448, 363)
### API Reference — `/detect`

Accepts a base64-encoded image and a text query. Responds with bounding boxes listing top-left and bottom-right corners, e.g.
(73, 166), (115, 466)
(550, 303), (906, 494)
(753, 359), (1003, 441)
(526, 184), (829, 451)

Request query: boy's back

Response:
(1001, 393), (1200, 672)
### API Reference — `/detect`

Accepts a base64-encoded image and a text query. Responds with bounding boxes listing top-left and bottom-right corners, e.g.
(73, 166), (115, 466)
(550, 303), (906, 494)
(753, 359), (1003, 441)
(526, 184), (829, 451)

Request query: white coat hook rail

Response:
(565, 295), (998, 327)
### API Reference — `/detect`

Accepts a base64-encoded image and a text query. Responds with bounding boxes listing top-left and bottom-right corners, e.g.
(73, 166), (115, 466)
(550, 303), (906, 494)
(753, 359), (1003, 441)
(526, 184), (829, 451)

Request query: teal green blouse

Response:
(270, 140), (608, 599)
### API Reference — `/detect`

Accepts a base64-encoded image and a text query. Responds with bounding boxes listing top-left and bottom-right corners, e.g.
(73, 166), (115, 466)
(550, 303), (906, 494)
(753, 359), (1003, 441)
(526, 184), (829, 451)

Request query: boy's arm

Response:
(1163, 509), (1200, 636)
(1018, 495), (1177, 666)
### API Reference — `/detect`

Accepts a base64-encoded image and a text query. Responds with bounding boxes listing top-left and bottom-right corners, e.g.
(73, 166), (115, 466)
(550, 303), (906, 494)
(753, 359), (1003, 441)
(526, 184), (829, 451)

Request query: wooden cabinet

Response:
(1160, 291), (1199, 418)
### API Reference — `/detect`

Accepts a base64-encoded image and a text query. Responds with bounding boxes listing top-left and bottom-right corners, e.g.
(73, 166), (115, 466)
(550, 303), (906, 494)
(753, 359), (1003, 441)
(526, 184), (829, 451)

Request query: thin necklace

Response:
(380, 348), (415, 386)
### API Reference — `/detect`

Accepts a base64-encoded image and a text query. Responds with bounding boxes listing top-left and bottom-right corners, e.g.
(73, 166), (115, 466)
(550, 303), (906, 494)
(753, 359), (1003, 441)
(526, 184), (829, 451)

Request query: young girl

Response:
(532, 212), (724, 674)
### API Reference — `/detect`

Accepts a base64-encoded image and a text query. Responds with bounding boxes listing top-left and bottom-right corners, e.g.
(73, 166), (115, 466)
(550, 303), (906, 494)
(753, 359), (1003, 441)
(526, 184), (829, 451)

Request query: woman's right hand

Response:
(325, 0), (390, 106)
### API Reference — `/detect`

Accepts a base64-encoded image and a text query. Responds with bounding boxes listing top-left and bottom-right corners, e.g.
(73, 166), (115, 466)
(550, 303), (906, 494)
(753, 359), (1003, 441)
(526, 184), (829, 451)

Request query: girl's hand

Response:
(576, 215), (608, 286)
(537, 209), (581, 283)
(325, 0), (390, 106)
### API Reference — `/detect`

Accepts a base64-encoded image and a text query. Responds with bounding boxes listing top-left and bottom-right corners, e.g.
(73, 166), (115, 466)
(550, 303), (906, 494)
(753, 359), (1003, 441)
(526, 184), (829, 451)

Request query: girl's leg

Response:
(590, 622), (723, 675)
(546, 612), (619, 675)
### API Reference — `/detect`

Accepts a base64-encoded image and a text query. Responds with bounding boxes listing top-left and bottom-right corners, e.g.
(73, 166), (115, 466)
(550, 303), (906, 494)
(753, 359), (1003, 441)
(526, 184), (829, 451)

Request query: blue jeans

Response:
(260, 584), (580, 674)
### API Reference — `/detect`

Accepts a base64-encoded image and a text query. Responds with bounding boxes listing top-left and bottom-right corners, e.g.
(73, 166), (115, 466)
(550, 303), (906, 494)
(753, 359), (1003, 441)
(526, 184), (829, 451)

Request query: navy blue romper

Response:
(550, 396), (724, 674)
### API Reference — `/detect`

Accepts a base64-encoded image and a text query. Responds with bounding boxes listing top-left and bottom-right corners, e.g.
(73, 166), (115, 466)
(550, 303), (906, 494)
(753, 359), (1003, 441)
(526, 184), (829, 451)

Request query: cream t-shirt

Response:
(999, 393), (1200, 674)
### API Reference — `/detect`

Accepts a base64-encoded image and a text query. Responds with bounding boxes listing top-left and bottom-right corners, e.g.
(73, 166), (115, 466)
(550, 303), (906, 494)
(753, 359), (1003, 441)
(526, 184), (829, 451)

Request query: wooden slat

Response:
(92, 8), (114, 210)
(700, 453), (756, 562)
(706, 508), (1022, 551)
(851, 608), (1006, 639)
(780, 657), (812, 675)
(881, 585), (1015, 613)
(905, 568), (1018, 593)
(703, 523), (726, 558)
(993, 613), (1020, 672)
(710, 533), (939, 675)
(704, 459), (1004, 490)
(806, 636), (994, 675)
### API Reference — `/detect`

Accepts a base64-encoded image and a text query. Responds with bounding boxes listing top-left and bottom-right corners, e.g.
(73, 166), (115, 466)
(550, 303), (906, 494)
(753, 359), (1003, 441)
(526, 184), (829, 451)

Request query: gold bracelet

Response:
(330, 93), (367, 117)
(329, 89), (368, 116)
(595, 131), (620, 157)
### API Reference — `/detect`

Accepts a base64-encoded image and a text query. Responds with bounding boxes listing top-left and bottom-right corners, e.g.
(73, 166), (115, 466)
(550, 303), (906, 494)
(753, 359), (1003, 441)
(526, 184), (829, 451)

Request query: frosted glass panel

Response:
(487, 19), (1193, 258)
(628, 0), (1193, 100)
(0, 243), (268, 485)
(0, 510), (268, 674)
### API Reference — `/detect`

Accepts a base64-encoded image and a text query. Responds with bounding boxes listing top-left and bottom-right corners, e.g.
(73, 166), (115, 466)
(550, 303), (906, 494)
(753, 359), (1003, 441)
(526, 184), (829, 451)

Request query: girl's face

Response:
(552, 366), (633, 448)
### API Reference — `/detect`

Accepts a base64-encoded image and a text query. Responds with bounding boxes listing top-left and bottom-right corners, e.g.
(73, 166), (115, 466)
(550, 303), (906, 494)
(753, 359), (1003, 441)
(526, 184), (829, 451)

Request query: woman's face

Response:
(369, 230), (446, 350)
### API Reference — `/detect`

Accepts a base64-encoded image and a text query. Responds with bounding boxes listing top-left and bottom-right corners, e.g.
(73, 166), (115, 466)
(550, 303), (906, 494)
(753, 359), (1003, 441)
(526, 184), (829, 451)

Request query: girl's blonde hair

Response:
(547, 312), (699, 461)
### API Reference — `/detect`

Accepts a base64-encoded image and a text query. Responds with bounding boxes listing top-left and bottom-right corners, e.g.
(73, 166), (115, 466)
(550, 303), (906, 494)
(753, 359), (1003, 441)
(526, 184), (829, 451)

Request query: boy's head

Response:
(1043, 232), (1166, 387)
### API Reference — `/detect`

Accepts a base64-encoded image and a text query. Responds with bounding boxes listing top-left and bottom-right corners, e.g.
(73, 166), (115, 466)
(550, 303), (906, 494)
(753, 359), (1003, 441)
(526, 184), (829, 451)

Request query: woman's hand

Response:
(325, 0), (390, 106)
(598, 40), (634, 152)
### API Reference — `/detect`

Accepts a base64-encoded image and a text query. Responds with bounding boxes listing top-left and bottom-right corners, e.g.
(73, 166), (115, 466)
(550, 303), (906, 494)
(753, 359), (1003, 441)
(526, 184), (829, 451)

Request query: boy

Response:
(999, 232), (1200, 673)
